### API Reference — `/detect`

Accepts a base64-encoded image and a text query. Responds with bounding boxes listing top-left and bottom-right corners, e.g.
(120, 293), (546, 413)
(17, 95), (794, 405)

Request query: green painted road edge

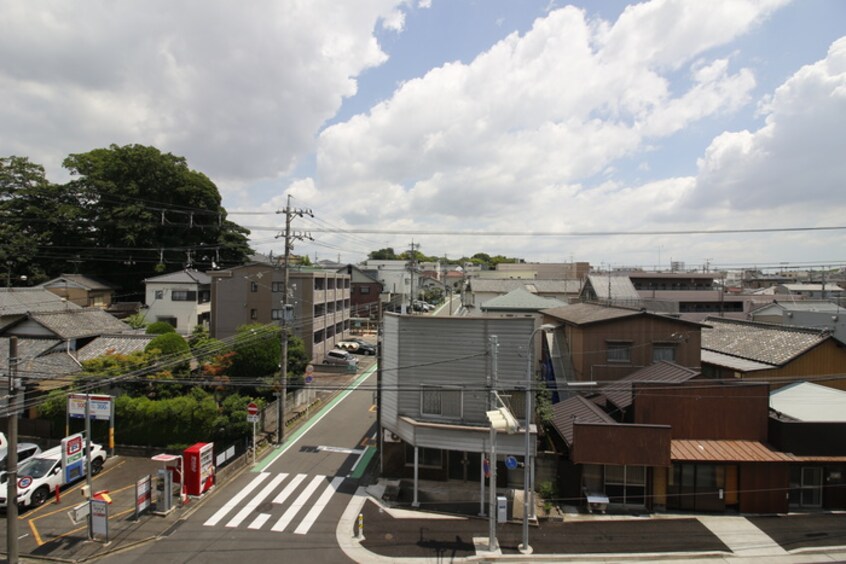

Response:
(349, 446), (377, 480)
(253, 363), (377, 473)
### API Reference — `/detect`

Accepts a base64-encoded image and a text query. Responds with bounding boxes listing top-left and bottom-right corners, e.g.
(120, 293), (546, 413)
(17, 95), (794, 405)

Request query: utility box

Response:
(183, 442), (215, 496)
(497, 495), (508, 523)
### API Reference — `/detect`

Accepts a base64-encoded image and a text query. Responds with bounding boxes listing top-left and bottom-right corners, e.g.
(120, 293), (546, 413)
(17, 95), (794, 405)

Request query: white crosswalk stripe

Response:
(203, 471), (346, 535)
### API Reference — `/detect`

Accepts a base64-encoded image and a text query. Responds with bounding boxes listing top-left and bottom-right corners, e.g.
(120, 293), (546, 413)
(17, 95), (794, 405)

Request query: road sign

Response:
(246, 402), (259, 423)
(505, 455), (518, 470)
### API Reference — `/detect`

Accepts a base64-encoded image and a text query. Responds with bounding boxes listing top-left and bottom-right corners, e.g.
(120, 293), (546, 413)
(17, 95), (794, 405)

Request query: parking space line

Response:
(28, 519), (43, 546)
(21, 459), (126, 520)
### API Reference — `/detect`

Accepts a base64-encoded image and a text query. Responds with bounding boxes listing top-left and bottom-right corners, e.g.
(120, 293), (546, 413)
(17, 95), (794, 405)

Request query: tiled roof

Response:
(550, 395), (616, 446)
(481, 287), (568, 311)
(671, 440), (793, 462)
(542, 302), (642, 325)
(144, 268), (211, 285)
(77, 334), (156, 362)
(29, 309), (130, 339)
(0, 289), (82, 316)
(38, 274), (114, 290)
(0, 337), (61, 366)
(0, 338), (81, 386)
(701, 317), (829, 366)
(770, 381), (846, 422)
(602, 361), (700, 410)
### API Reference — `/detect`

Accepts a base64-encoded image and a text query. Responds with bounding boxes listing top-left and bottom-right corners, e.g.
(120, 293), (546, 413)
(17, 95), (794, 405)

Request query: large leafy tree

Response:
(58, 144), (252, 295)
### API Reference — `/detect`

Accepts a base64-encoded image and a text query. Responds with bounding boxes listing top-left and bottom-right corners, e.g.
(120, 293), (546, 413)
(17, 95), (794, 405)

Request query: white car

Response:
(0, 442), (107, 509)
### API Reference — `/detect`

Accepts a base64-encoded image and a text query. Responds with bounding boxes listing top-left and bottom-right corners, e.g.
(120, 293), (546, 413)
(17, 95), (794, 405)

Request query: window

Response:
(315, 278), (325, 291)
(607, 342), (632, 363)
(250, 281), (258, 293)
(171, 290), (197, 302)
(250, 308), (257, 320)
(404, 445), (443, 469)
(420, 386), (462, 419)
(272, 282), (284, 292)
(314, 329), (324, 344)
(360, 286), (371, 295)
(154, 290), (164, 300)
(271, 309), (283, 320)
(652, 345), (676, 362)
(604, 465), (646, 506)
(327, 278), (336, 290)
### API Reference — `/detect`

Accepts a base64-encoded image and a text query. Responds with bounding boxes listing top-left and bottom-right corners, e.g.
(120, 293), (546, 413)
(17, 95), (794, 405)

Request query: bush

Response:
(145, 332), (190, 356)
(146, 321), (176, 334)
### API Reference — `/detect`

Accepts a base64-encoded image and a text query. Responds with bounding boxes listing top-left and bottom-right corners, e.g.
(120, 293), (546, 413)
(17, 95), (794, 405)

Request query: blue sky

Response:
(2, 0), (845, 271)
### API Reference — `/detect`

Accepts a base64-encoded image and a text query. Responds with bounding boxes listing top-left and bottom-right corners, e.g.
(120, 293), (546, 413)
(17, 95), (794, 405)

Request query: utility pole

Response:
(275, 195), (313, 445)
(487, 335), (499, 552)
(6, 337), (19, 564)
(407, 241), (419, 313)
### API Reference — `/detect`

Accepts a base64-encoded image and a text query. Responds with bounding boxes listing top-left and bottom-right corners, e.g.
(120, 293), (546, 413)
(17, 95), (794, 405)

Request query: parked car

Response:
(0, 440), (42, 475)
(336, 340), (376, 355)
(0, 441), (107, 509)
(323, 349), (359, 367)
(413, 300), (434, 312)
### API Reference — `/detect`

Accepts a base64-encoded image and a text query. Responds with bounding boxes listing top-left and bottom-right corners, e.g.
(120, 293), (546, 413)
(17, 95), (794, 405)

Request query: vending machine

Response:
(183, 442), (215, 496)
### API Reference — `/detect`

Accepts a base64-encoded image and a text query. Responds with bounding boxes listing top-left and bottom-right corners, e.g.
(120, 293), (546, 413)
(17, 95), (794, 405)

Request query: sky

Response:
(2, 0), (845, 272)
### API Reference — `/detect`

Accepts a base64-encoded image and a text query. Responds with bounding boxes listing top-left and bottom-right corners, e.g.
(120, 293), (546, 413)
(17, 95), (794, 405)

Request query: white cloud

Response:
(0, 0), (403, 183)
(381, 9), (407, 32)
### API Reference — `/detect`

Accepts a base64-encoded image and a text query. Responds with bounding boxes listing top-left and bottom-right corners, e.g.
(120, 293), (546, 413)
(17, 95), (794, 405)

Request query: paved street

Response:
(96, 365), (377, 564)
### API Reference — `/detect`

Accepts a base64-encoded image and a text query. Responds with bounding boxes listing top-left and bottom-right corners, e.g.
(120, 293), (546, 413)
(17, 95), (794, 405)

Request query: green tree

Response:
(230, 324), (281, 380)
(368, 248), (398, 260)
(146, 321), (176, 334)
(60, 144), (252, 295)
(145, 332), (190, 356)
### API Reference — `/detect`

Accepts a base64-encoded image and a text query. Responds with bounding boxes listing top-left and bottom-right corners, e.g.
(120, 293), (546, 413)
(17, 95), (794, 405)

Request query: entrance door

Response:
(801, 467), (823, 507)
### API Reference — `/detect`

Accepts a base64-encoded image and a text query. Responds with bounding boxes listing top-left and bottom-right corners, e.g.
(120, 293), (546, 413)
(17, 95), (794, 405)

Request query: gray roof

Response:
(0, 289), (82, 316)
(37, 274), (114, 291)
(481, 287), (568, 311)
(144, 268), (212, 285)
(0, 337), (80, 387)
(469, 279), (582, 294)
(550, 395), (616, 446)
(77, 334), (156, 362)
(28, 309), (130, 339)
(770, 381), (846, 422)
(702, 317), (830, 366)
(602, 361), (700, 411)
(583, 275), (640, 300)
(542, 302), (703, 327)
(778, 284), (843, 293)
(773, 300), (844, 313)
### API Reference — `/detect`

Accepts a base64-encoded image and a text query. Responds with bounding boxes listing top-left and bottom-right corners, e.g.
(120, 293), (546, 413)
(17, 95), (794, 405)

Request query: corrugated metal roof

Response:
(603, 361), (700, 410)
(770, 381), (846, 422)
(671, 440), (793, 462)
(702, 317), (830, 366)
(550, 395), (616, 446)
(700, 350), (774, 372)
(480, 287), (568, 311)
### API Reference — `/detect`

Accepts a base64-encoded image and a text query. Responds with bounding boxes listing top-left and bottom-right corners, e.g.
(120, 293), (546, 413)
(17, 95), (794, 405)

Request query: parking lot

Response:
(1, 454), (173, 560)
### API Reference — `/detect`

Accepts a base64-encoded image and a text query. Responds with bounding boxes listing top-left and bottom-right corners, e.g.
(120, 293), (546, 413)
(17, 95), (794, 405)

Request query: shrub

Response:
(146, 321), (176, 334)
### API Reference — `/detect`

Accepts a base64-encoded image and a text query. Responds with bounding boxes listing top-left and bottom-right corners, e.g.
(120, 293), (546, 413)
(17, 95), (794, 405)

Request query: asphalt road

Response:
(98, 366), (377, 564)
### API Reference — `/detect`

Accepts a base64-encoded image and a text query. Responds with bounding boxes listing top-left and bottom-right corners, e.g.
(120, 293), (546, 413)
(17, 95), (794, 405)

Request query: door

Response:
(801, 467), (823, 507)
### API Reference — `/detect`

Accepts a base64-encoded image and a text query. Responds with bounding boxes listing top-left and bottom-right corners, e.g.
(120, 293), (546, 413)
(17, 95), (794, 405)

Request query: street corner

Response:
(3, 455), (176, 561)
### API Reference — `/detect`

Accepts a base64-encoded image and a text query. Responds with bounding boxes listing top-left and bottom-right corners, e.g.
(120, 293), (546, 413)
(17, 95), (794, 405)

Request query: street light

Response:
(520, 323), (557, 555)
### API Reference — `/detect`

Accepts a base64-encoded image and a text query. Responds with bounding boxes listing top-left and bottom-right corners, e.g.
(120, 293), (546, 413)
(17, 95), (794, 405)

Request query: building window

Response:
(250, 281), (258, 293)
(605, 465), (646, 506)
(314, 329), (324, 344)
(327, 278), (336, 290)
(154, 290), (164, 300)
(171, 290), (197, 302)
(250, 308), (257, 320)
(652, 345), (676, 362)
(360, 286), (371, 295)
(315, 278), (325, 291)
(420, 386), (462, 419)
(607, 342), (632, 363)
(271, 309), (283, 320)
(272, 282), (284, 292)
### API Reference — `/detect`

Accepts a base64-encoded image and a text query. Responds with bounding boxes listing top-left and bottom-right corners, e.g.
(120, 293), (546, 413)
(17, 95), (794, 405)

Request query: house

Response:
(143, 269), (212, 334)
(210, 263), (351, 363)
(465, 278), (581, 310)
(380, 314), (538, 505)
(579, 274), (641, 308)
(36, 274), (115, 309)
(336, 264), (383, 319)
(360, 259), (420, 311)
(700, 317), (846, 390)
(549, 369), (846, 514)
(775, 283), (843, 300)
(495, 262), (591, 280)
(0, 288), (81, 330)
(540, 302), (703, 383)
(479, 287), (567, 318)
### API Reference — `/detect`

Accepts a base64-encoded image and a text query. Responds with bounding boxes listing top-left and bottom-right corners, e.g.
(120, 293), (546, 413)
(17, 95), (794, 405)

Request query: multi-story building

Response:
(210, 263), (351, 362)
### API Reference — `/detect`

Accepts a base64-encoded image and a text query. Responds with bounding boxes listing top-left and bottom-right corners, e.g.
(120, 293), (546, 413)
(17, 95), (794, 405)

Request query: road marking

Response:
(225, 473), (287, 528)
(348, 447), (376, 479)
(248, 513), (271, 529)
(294, 476), (344, 535)
(204, 472), (269, 527)
(272, 473), (306, 504)
(317, 445), (364, 455)
(271, 475), (324, 532)
(256, 365), (376, 472)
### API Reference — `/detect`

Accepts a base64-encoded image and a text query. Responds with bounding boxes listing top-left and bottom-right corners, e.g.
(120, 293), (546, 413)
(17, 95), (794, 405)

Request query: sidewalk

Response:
(337, 485), (846, 563)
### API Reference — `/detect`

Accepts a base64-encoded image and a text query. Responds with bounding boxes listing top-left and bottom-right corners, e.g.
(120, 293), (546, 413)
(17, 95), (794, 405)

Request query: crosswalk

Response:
(204, 471), (347, 535)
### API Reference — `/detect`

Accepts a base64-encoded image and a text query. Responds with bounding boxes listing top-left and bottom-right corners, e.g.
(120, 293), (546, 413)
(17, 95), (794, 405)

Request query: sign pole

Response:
(252, 419), (256, 466)
(85, 395), (93, 540)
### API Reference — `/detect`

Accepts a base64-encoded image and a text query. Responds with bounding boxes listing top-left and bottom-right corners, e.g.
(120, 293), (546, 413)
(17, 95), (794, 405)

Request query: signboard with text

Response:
(61, 433), (85, 482)
(68, 394), (112, 421)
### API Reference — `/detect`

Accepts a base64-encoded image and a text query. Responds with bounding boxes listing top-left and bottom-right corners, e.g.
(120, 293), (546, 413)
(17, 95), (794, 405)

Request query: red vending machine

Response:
(183, 442), (215, 496)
